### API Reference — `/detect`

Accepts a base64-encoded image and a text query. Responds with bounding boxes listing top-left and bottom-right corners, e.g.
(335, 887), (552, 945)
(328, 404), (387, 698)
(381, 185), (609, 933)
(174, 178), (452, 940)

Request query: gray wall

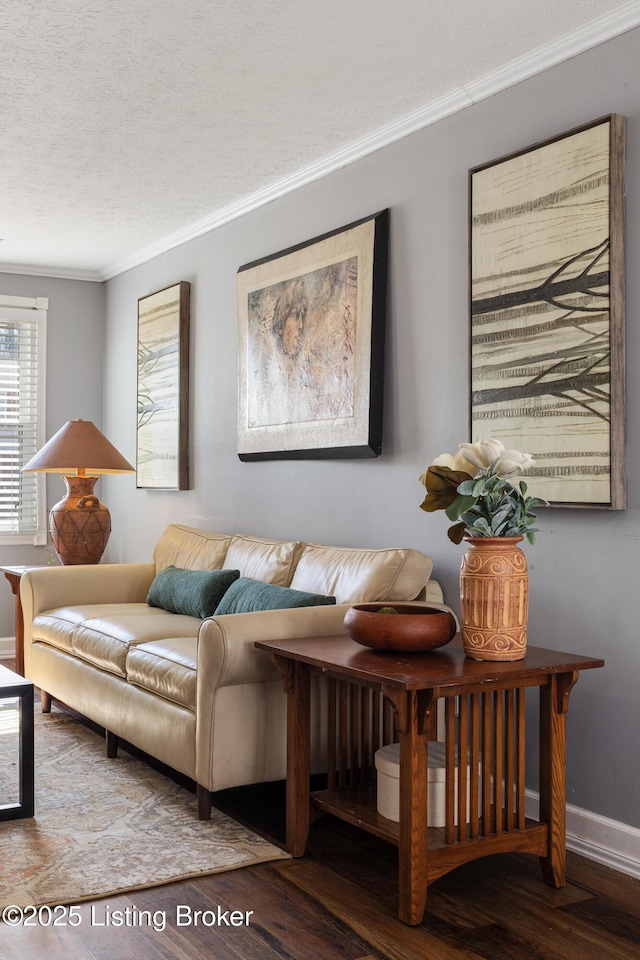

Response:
(100, 27), (639, 828)
(0, 273), (104, 635)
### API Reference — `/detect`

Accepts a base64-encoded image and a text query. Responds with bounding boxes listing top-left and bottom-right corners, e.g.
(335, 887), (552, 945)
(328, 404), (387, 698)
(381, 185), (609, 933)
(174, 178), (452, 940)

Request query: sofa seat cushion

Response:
(126, 638), (197, 710)
(289, 543), (434, 604)
(32, 604), (201, 678)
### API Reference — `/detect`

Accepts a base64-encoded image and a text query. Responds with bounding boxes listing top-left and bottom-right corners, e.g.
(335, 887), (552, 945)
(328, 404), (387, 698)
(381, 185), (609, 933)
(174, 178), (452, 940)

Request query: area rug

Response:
(0, 702), (289, 908)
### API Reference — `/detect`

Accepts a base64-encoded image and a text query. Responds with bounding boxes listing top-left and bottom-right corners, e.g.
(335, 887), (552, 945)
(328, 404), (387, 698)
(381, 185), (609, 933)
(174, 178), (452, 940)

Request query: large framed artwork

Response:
(137, 281), (190, 490)
(237, 210), (389, 460)
(469, 115), (626, 509)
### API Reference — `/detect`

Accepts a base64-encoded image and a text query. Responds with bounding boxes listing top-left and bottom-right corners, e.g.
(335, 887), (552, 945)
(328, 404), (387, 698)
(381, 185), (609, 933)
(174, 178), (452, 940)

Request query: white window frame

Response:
(0, 294), (48, 546)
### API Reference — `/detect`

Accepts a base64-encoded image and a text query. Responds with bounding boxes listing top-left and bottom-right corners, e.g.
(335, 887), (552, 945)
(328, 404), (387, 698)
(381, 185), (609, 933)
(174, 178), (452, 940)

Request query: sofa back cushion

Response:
(223, 535), (305, 587)
(153, 524), (232, 573)
(214, 577), (335, 615)
(289, 543), (433, 604)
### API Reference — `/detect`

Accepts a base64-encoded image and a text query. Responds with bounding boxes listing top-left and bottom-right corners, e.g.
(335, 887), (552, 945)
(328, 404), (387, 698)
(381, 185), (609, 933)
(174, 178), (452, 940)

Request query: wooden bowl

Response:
(343, 603), (457, 652)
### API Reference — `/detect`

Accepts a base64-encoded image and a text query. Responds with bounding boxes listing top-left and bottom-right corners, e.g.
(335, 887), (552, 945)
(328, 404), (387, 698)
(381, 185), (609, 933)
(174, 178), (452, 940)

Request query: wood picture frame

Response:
(469, 115), (626, 509)
(136, 281), (190, 490)
(236, 210), (389, 460)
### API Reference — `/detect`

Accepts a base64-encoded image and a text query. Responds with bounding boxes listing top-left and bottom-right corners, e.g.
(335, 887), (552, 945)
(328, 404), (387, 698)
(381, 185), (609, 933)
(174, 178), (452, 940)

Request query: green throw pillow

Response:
(213, 577), (336, 615)
(147, 566), (240, 619)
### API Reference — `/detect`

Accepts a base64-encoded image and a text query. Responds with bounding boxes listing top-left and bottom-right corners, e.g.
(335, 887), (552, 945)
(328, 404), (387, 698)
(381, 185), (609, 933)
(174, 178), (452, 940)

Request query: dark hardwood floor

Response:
(3, 663), (639, 960)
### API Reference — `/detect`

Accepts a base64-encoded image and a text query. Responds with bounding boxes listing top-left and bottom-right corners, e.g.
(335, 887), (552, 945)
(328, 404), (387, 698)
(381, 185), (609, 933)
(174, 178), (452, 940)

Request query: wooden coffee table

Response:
(256, 633), (604, 925)
(0, 663), (35, 820)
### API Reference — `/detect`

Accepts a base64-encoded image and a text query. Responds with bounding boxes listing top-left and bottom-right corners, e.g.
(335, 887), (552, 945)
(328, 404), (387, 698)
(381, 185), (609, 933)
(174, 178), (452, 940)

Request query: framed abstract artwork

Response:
(469, 115), (626, 508)
(136, 281), (190, 489)
(236, 210), (389, 460)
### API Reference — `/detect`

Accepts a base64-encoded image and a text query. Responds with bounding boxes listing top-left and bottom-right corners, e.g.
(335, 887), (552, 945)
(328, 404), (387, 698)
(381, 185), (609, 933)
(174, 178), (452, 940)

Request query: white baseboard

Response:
(0, 636), (15, 660)
(526, 789), (640, 880)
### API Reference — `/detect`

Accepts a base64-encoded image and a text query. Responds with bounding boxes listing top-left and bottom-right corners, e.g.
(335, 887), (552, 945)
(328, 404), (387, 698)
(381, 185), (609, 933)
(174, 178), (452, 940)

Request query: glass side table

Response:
(0, 663), (34, 820)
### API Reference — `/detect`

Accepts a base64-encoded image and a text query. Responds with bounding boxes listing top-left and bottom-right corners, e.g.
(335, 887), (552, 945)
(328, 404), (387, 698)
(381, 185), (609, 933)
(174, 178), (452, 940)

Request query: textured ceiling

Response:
(1, 0), (638, 280)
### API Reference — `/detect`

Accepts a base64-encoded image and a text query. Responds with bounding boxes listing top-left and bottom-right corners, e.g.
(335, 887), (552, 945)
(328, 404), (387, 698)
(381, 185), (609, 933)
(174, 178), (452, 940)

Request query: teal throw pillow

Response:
(213, 577), (336, 615)
(147, 566), (240, 619)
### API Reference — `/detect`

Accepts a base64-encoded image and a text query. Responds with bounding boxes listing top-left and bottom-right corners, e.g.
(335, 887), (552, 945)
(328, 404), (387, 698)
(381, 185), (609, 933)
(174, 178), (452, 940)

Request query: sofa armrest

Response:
(196, 599), (459, 693)
(196, 603), (352, 691)
(21, 563), (157, 622)
(194, 600), (459, 792)
(194, 598), (459, 793)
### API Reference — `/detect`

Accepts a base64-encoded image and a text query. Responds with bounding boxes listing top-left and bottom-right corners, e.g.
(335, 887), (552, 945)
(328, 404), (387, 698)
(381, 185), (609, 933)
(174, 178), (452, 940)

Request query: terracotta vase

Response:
(49, 475), (111, 565)
(459, 536), (528, 661)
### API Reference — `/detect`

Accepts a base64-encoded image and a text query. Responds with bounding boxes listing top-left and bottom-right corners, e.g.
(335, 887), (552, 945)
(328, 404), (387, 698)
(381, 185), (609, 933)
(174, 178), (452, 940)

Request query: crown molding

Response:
(0, 262), (102, 283)
(6, 3), (640, 284)
(100, 87), (474, 280)
(101, 2), (640, 281)
(464, 0), (640, 102)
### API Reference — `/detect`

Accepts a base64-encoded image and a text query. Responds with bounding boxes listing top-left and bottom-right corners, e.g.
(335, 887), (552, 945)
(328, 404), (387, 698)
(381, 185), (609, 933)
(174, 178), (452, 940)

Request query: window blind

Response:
(0, 296), (47, 544)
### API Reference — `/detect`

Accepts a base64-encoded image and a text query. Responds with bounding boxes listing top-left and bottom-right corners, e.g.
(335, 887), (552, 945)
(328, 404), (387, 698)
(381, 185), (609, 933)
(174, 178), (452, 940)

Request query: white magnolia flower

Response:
(431, 450), (478, 476)
(419, 450), (478, 488)
(494, 448), (535, 477)
(459, 440), (534, 478)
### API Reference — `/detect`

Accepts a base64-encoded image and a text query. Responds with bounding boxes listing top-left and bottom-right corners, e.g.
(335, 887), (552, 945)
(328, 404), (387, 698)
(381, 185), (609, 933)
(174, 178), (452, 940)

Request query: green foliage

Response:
(444, 473), (547, 544)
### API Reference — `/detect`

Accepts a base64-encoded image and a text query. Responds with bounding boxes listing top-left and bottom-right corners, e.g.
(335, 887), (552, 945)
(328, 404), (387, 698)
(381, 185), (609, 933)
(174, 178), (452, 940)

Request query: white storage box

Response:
(375, 741), (475, 826)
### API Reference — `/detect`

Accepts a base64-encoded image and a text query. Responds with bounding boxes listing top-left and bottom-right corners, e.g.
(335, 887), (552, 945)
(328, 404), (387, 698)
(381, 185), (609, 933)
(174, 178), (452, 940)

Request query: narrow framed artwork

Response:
(137, 281), (190, 490)
(237, 209), (389, 460)
(469, 115), (626, 509)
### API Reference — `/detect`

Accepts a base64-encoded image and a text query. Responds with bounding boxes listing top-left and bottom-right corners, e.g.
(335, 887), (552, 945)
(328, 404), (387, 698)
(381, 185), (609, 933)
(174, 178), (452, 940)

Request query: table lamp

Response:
(21, 419), (135, 565)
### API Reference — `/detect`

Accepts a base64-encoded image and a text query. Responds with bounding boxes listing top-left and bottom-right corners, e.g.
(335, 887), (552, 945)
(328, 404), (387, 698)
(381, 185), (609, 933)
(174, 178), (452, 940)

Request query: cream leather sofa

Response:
(21, 523), (445, 819)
